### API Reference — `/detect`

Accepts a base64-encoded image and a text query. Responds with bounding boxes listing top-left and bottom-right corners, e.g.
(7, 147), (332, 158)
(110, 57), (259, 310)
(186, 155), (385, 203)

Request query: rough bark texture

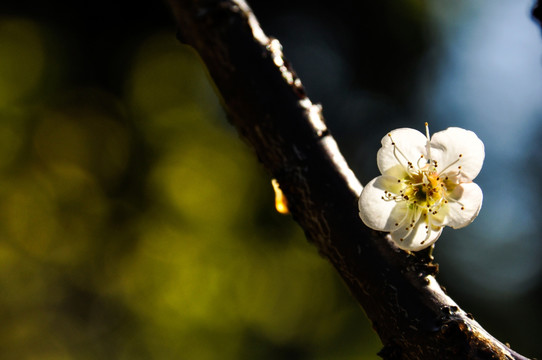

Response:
(167, 1), (532, 359)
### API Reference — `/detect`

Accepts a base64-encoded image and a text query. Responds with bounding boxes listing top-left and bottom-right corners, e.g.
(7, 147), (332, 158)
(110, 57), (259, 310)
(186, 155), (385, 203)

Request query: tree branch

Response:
(533, 0), (542, 29)
(166, 1), (531, 359)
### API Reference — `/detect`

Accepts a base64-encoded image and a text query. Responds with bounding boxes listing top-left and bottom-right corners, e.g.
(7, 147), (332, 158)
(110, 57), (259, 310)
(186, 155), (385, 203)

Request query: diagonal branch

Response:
(166, 0), (531, 359)
(533, 0), (542, 28)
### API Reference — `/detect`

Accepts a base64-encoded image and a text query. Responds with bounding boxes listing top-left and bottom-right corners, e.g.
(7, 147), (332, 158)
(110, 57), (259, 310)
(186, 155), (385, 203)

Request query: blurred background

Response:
(0, 0), (540, 358)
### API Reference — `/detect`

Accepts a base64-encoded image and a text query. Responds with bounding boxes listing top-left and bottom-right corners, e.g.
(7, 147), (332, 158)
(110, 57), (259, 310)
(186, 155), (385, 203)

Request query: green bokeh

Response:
(0, 19), (380, 359)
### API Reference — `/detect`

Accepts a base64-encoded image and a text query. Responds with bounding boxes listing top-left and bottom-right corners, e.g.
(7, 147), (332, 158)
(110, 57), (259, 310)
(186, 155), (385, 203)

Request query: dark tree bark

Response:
(166, 1), (532, 359)
(533, 0), (542, 27)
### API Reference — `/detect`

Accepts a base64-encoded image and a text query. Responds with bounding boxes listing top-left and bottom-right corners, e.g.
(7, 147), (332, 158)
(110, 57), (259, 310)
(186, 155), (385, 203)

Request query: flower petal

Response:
(437, 182), (483, 229)
(359, 175), (408, 231)
(391, 215), (443, 251)
(377, 128), (428, 178)
(430, 127), (484, 181)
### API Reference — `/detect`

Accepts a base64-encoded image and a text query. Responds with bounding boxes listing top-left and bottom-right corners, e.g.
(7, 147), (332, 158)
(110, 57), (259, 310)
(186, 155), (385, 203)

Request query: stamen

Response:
(401, 208), (421, 241)
(394, 208), (411, 229)
(383, 190), (408, 203)
(417, 155), (426, 168)
(428, 197), (444, 212)
(388, 133), (415, 175)
(438, 155), (463, 174)
(447, 196), (466, 210)
(420, 215), (433, 245)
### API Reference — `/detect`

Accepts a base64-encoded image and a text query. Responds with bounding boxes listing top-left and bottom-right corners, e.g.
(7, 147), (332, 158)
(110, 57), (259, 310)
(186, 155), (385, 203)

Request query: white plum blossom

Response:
(358, 124), (484, 251)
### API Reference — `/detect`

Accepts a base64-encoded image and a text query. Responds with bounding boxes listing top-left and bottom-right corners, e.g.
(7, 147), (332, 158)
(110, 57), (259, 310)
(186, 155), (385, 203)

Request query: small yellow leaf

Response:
(272, 179), (289, 214)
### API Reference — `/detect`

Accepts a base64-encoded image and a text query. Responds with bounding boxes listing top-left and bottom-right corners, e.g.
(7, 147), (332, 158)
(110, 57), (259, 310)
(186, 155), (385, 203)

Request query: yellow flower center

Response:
(404, 169), (445, 209)
(383, 165), (457, 216)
